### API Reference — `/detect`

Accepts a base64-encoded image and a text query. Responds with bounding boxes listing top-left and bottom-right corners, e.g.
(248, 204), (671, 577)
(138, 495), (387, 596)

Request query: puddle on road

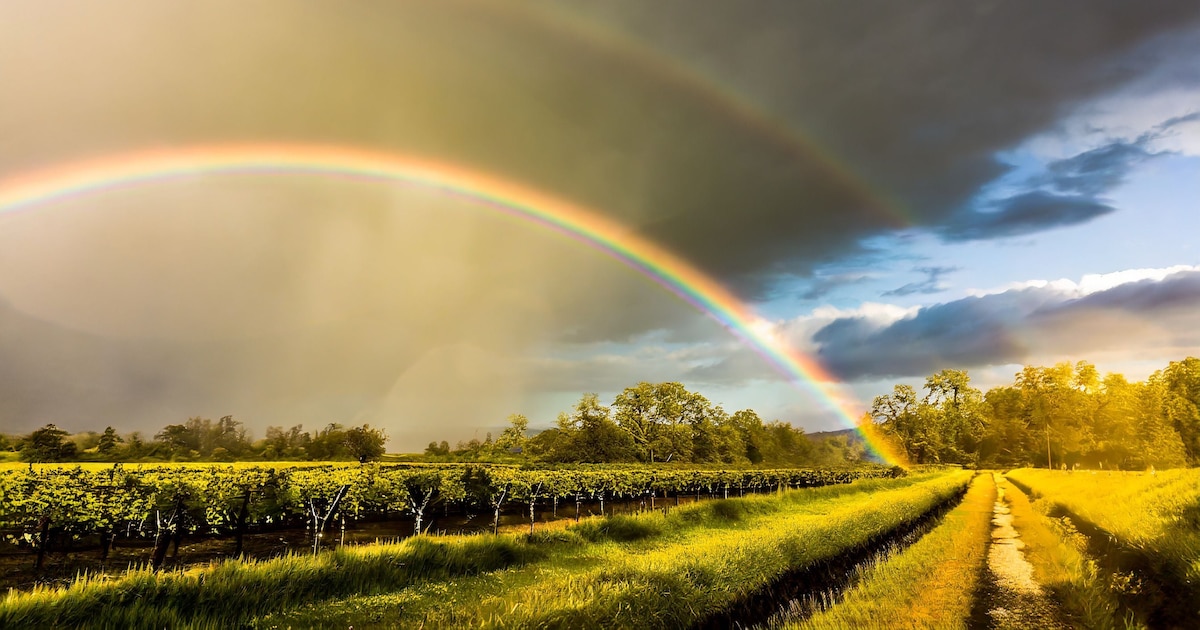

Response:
(983, 473), (1066, 630)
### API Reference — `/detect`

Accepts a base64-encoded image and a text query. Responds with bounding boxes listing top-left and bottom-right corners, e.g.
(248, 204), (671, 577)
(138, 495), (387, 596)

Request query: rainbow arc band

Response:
(0, 143), (906, 466)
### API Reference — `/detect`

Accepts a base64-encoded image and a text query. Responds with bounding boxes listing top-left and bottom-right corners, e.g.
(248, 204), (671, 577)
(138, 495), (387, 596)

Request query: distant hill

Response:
(805, 428), (863, 443)
(806, 428), (887, 464)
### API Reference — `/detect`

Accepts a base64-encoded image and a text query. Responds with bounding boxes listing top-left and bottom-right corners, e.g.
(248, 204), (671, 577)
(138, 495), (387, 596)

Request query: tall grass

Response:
(1, 535), (540, 629)
(780, 472), (994, 630)
(263, 471), (972, 628)
(1001, 474), (1147, 630)
(1006, 467), (1200, 598)
(3, 471), (966, 629)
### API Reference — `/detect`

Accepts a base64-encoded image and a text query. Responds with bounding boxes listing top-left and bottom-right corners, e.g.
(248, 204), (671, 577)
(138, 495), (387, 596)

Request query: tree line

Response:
(869, 357), (1200, 469)
(424, 381), (867, 467)
(0, 416), (387, 463)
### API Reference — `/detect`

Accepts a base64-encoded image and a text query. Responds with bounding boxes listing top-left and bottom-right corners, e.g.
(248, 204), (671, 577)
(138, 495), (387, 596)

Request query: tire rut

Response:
(971, 474), (1067, 630)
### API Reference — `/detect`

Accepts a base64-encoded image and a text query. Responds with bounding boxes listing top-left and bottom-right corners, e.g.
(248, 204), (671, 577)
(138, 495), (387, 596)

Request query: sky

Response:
(1, 0), (1198, 449)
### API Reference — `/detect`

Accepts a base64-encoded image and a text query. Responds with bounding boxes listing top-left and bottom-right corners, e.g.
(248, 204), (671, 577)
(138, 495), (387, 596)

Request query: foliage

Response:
(260, 471), (971, 628)
(0, 470), (961, 628)
(18, 424), (78, 463)
(870, 356), (1200, 468)
(0, 463), (897, 557)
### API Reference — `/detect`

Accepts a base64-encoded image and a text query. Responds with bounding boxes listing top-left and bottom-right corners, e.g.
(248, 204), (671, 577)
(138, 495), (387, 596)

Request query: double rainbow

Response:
(0, 143), (905, 465)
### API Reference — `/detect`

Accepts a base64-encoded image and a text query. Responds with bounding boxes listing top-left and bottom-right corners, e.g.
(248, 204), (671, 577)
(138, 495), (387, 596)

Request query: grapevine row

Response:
(0, 464), (899, 568)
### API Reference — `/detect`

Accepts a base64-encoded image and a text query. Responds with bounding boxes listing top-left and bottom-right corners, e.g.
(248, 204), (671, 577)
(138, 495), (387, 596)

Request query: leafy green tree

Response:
(923, 369), (985, 464)
(612, 382), (717, 462)
(871, 384), (927, 461)
(1158, 357), (1200, 464)
(1088, 374), (1136, 467)
(552, 393), (635, 463)
(343, 424), (387, 462)
(496, 414), (529, 454)
(727, 409), (768, 464)
(20, 424), (78, 462)
(423, 440), (451, 457)
(1134, 375), (1189, 468)
(307, 424), (349, 460)
(262, 424), (310, 460)
(97, 426), (123, 457)
(154, 423), (197, 459)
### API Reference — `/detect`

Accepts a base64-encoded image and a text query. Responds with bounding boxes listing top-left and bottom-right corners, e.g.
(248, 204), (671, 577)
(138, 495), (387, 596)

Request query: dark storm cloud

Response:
(4, 0), (1200, 442)
(812, 270), (1200, 380)
(882, 266), (958, 297)
(1043, 141), (1158, 196)
(940, 192), (1117, 241)
(546, 0), (1200, 274)
(5, 0), (1200, 299)
(1041, 271), (1200, 316)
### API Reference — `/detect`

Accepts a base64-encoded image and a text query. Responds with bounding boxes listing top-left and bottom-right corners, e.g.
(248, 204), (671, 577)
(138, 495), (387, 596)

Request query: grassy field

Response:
(779, 471), (994, 630)
(1, 470), (970, 629)
(1006, 468), (1200, 626)
(997, 474), (1142, 630)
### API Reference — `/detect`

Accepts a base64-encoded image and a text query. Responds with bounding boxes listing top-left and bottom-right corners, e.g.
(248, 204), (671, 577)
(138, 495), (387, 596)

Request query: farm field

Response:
(1, 465), (1198, 628)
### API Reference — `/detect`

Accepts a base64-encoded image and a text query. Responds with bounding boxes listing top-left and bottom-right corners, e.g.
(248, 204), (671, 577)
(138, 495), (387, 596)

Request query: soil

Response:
(974, 474), (1067, 630)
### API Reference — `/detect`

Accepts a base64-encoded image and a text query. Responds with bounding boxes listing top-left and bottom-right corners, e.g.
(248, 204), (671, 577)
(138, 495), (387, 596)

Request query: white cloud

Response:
(966, 264), (1200, 298)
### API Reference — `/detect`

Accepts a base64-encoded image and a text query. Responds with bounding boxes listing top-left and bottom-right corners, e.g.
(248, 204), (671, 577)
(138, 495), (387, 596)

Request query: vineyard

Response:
(5, 466), (1197, 628)
(0, 463), (897, 573)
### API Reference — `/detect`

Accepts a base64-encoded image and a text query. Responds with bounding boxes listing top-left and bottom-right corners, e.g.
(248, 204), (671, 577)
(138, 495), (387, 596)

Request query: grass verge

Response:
(1001, 474), (1146, 630)
(0, 535), (541, 629)
(1007, 468), (1200, 627)
(256, 471), (972, 629)
(776, 471), (994, 630)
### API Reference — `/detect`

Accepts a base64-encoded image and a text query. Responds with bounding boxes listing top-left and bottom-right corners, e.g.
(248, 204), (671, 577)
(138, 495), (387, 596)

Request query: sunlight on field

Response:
(787, 473), (994, 630)
(1008, 468), (1200, 628)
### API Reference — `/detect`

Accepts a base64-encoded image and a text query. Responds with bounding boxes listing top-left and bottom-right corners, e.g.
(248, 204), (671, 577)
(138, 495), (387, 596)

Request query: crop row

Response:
(0, 464), (899, 568)
(0, 471), (961, 628)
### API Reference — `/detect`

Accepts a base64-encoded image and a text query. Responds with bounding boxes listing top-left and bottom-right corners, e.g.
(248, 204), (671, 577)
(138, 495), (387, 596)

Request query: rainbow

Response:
(0, 143), (906, 465)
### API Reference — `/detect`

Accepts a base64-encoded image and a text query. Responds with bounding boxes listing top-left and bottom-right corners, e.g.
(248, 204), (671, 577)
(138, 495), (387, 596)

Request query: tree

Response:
(1091, 374), (1138, 468)
(155, 423), (198, 459)
(424, 441), (451, 457)
(343, 424), (387, 462)
(923, 369), (984, 464)
(263, 424), (310, 460)
(1159, 357), (1200, 465)
(20, 424), (78, 462)
(496, 414), (529, 454)
(97, 426), (123, 457)
(612, 382), (715, 462)
(307, 424), (348, 460)
(871, 384), (936, 463)
(551, 394), (635, 463)
(728, 409), (768, 464)
(1134, 375), (1189, 469)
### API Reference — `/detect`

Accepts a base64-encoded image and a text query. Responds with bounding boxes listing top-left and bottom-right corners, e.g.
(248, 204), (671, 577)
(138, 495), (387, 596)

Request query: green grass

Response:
(1, 471), (969, 629)
(1, 535), (541, 629)
(1001, 473), (1146, 630)
(779, 472), (993, 630)
(1005, 468), (1200, 597)
(255, 471), (972, 629)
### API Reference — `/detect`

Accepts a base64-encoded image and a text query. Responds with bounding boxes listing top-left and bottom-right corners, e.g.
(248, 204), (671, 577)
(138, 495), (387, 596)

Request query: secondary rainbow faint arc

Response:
(480, 0), (910, 228)
(0, 143), (906, 466)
